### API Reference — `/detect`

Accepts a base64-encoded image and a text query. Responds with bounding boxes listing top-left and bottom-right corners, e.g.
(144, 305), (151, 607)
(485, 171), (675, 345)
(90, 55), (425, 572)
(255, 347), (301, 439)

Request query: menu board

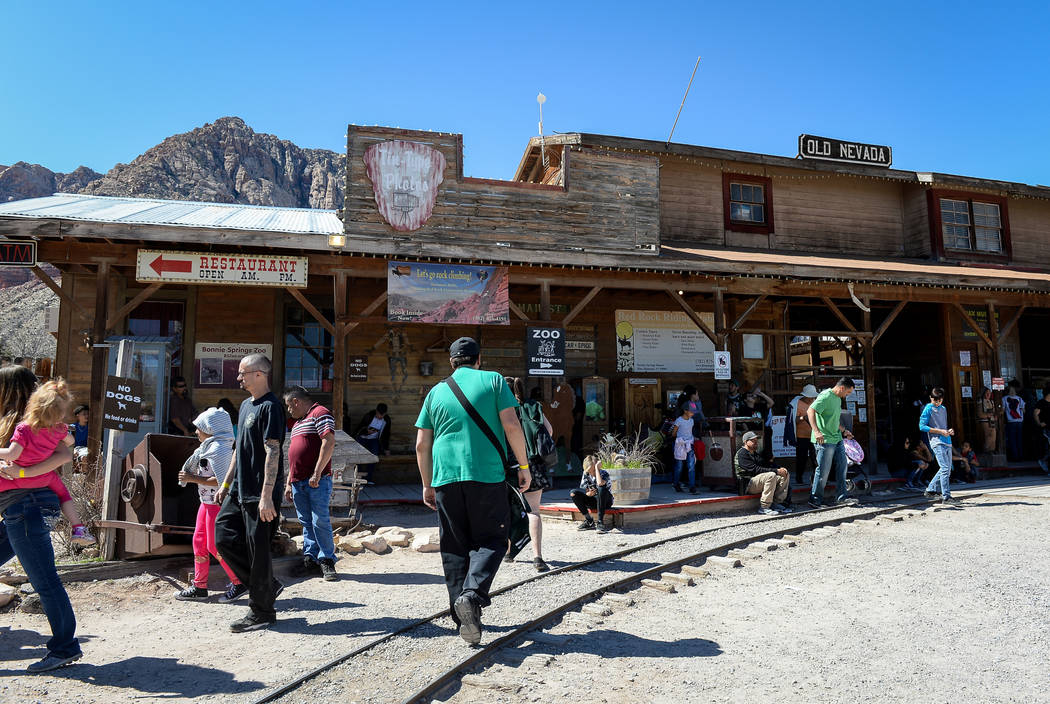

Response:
(615, 310), (715, 373)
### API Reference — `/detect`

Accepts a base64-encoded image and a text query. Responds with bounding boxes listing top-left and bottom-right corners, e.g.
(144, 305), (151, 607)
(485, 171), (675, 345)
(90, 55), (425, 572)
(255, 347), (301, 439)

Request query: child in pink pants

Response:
(174, 407), (243, 602)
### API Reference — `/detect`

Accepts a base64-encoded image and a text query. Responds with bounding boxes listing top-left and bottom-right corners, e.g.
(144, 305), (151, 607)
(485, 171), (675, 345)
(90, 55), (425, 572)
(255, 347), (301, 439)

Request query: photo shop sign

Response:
(194, 343), (273, 388)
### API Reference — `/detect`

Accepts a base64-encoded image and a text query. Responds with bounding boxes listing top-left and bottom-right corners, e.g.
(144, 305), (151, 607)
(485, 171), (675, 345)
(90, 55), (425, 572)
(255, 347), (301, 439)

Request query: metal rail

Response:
(250, 490), (944, 704)
(400, 493), (971, 703)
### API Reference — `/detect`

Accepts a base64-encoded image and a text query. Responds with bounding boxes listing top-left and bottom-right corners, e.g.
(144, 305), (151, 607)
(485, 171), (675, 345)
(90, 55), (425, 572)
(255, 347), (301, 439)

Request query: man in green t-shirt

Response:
(805, 377), (856, 508)
(415, 337), (530, 645)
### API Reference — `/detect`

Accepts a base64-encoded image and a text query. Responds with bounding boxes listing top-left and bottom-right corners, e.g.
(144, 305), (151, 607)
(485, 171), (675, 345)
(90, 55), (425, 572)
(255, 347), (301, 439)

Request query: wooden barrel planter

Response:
(604, 465), (652, 505)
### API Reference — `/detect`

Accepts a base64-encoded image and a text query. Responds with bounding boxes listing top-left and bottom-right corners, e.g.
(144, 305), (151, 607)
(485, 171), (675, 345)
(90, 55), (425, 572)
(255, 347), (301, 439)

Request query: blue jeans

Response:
(673, 449), (696, 487)
(926, 443), (954, 498)
(0, 490), (80, 658)
(357, 435), (381, 481)
(811, 440), (847, 505)
(291, 475), (336, 561)
(1005, 422), (1022, 460)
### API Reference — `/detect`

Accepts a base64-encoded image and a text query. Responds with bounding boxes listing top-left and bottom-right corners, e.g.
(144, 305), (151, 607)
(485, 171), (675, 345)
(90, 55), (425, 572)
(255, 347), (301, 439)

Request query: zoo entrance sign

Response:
(135, 249), (308, 287)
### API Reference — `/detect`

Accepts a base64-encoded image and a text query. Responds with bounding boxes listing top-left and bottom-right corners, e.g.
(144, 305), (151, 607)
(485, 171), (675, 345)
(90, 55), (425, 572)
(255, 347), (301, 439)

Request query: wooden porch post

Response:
(862, 299), (878, 472)
(713, 288), (726, 350)
(333, 272), (348, 430)
(988, 302), (1004, 457)
(87, 261), (111, 464)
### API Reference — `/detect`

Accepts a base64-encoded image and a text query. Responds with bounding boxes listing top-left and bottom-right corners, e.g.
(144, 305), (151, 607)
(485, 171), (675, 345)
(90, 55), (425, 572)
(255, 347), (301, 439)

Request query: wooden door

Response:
(623, 378), (662, 437)
(953, 342), (979, 447)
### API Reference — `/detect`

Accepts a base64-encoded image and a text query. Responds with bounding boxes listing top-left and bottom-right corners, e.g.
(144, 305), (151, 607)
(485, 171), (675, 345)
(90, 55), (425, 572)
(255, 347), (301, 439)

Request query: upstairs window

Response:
(730, 182), (766, 224)
(722, 173), (774, 235)
(941, 198), (1003, 253)
(928, 190), (1010, 260)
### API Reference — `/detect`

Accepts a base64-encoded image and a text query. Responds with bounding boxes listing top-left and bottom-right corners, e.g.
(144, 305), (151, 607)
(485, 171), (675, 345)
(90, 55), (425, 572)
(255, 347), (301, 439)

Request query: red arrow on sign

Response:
(149, 255), (193, 276)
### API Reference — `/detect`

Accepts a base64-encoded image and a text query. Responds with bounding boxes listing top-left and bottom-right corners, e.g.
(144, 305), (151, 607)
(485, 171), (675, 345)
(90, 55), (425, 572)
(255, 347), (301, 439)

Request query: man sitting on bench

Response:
(734, 431), (791, 515)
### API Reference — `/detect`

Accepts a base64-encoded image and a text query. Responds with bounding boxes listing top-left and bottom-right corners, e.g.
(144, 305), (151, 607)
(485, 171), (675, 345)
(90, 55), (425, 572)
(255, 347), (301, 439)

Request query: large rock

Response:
(411, 532), (441, 553)
(385, 531), (413, 548)
(359, 535), (388, 554)
(337, 537), (364, 555)
(0, 584), (18, 608)
(18, 593), (44, 614)
(0, 568), (28, 587)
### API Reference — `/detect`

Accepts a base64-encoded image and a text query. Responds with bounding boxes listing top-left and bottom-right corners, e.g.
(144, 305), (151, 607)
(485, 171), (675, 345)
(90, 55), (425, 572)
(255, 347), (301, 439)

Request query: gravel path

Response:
(442, 494), (1050, 704)
(0, 483), (1039, 704)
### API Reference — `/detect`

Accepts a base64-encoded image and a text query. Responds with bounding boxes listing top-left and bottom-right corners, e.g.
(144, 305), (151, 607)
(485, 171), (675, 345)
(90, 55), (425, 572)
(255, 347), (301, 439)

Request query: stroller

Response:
(843, 437), (872, 495)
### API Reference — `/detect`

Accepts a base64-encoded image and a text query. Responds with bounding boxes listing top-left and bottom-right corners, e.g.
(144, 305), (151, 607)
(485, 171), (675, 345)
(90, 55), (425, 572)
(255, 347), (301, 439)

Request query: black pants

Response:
(434, 481), (509, 620)
(215, 496), (276, 619)
(795, 437), (817, 484)
(570, 488), (613, 523)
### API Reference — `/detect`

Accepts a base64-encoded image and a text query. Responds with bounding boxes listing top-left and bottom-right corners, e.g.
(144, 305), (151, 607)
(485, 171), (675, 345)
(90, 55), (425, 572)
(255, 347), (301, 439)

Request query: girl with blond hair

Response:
(0, 379), (94, 545)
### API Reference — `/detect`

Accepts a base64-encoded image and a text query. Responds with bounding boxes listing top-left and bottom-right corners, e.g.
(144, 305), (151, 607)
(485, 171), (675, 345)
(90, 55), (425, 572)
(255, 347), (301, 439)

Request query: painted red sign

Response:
(149, 254), (193, 275)
(363, 140), (446, 232)
(0, 240), (37, 267)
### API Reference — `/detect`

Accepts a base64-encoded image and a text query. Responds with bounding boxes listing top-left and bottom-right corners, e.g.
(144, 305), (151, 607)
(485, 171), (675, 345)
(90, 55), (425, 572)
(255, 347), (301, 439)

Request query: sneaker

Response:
(26, 651), (82, 673)
(807, 499), (821, 510)
(453, 594), (482, 645)
(319, 559), (338, 582)
(672, 484), (683, 493)
(595, 522), (610, 534)
(577, 519), (596, 531)
(218, 582), (248, 603)
(230, 611), (276, 633)
(836, 497), (859, 507)
(293, 557), (322, 577)
(174, 585), (209, 602)
(772, 503), (792, 514)
(940, 496), (962, 506)
(70, 525), (96, 546)
(689, 485), (698, 494)
(503, 552), (514, 562)
(923, 491), (938, 499)
(533, 557), (550, 573)
(757, 507), (777, 515)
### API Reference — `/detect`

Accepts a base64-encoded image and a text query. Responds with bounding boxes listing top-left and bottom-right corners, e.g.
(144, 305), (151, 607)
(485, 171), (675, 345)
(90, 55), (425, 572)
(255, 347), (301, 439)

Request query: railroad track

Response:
(252, 489), (977, 704)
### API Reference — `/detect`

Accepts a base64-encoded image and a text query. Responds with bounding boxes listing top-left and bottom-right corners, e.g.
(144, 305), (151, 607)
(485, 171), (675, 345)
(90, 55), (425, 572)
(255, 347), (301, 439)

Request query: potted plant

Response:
(594, 432), (660, 505)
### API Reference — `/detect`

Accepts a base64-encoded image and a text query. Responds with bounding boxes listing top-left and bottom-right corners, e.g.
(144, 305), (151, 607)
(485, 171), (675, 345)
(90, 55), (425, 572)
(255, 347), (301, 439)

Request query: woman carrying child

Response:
(174, 407), (245, 603)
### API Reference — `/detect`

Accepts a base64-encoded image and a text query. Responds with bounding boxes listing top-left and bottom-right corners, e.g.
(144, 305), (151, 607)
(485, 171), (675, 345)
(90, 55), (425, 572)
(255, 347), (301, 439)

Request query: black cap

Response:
(449, 337), (480, 357)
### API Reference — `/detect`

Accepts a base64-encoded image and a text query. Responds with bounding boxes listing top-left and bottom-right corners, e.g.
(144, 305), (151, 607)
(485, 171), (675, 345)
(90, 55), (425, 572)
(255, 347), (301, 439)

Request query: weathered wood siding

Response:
(901, 185), (931, 258)
(1005, 197), (1050, 267)
(658, 160), (725, 244)
(344, 127), (660, 255)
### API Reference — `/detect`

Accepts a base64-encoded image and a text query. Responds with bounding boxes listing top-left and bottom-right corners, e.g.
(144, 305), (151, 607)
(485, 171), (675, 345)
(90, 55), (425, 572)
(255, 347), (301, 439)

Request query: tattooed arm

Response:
(258, 438), (281, 522)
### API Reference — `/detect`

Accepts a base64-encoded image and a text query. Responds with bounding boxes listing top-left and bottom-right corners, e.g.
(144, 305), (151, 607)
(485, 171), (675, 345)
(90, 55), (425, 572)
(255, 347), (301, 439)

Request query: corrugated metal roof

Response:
(0, 193), (343, 235)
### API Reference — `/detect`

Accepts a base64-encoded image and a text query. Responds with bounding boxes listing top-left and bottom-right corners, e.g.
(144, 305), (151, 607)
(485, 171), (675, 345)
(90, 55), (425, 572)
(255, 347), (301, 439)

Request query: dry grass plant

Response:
(52, 446), (104, 560)
(595, 431), (661, 470)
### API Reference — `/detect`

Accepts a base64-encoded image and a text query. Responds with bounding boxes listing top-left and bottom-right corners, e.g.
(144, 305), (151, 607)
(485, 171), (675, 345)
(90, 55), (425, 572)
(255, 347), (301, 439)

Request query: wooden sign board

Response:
(798, 134), (892, 167)
(349, 356), (368, 382)
(102, 375), (143, 432)
(0, 240), (37, 267)
(136, 249), (308, 287)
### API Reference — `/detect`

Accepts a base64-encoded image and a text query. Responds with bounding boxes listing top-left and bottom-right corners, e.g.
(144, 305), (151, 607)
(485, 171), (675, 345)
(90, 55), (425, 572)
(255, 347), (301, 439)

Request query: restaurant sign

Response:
(136, 250), (308, 287)
(797, 134), (892, 167)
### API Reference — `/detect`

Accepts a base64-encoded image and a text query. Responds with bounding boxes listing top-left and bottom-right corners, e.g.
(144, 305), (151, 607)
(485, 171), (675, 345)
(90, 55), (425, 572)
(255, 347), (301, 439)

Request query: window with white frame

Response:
(940, 198), (1003, 253)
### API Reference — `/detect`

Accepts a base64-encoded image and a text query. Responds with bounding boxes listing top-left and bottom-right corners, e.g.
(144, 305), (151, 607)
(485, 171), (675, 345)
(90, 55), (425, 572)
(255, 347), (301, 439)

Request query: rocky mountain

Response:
(0, 278), (58, 359)
(0, 116), (345, 209)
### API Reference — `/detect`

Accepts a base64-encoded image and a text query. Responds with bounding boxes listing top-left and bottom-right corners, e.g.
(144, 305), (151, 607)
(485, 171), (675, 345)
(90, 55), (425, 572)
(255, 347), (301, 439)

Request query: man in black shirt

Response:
(734, 430), (791, 515)
(215, 353), (287, 632)
(1034, 388), (1050, 474)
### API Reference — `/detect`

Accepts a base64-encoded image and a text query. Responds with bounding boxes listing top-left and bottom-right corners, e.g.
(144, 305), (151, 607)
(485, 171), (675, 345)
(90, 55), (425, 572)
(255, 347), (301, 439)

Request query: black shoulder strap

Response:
(444, 375), (510, 467)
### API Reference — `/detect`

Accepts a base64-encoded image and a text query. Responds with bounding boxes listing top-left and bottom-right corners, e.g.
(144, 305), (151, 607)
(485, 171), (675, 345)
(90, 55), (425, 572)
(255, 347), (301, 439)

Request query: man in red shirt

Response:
(282, 386), (337, 581)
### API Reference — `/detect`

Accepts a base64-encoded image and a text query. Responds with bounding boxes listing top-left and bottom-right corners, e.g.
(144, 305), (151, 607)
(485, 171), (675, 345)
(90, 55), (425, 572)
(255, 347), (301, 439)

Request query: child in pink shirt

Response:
(0, 379), (95, 545)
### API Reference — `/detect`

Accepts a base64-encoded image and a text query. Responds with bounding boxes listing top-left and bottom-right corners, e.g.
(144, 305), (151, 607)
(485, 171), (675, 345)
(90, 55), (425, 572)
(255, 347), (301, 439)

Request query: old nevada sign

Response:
(798, 134), (892, 167)
(136, 249), (308, 287)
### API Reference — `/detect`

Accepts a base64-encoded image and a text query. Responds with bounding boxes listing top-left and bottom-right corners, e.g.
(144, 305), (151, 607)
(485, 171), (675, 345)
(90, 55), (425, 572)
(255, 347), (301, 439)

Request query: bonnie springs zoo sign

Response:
(797, 134), (892, 167)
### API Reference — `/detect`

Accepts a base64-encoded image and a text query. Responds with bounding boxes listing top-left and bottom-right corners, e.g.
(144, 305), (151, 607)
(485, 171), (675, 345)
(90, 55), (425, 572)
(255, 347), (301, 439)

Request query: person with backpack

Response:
(1003, 383), (1025, 461)
(415, 337), (530, 645)
(506, 378), (554, 572)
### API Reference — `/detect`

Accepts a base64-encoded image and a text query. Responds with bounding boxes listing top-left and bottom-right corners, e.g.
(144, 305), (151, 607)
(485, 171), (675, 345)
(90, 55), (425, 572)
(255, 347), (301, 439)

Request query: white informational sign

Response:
(137, 249), (308, 287)
(714, 350), (732, 379)
(855, 389), (867, 405)
(962, 386), (973, 398)
(615, 310), (716, 373)
(959, 350), (972, 367)
(769, 416), (793, 458)
(847, 401), (857, 415)
(858, 407), (867, 423)
(992, 377), (1005, 391)
(853, 378), (865, 390)
(195, 343), (274, 388)
(982, 370), (992, 390)
(742, 334), (764, 359)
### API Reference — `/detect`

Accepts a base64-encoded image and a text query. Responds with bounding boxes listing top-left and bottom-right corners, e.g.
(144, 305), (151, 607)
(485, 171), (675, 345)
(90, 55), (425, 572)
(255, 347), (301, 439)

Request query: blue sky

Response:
(2, 1), (1048, 185)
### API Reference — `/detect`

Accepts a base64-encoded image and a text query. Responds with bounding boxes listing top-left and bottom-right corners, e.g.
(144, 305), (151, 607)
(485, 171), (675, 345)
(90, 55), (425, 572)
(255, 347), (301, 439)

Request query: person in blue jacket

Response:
(919, 387), (960, 505)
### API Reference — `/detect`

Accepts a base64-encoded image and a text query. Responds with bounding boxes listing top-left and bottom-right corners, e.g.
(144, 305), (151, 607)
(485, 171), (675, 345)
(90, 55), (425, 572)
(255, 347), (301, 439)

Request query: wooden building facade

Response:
(2, 125), (1050, 475)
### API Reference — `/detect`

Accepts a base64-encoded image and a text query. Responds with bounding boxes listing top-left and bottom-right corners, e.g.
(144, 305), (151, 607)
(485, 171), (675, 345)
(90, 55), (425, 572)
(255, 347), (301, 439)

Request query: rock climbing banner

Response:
(387, 261), (509, 325)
